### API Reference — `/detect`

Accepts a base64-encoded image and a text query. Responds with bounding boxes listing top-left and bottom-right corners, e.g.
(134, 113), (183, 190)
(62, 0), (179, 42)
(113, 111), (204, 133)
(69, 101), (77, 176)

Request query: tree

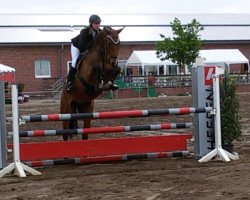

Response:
(156, 18), (204, 75)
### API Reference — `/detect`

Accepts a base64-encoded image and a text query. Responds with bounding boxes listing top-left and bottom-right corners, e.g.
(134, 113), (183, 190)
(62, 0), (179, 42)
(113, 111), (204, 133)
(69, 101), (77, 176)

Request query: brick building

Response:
(1, 14), (250, 93)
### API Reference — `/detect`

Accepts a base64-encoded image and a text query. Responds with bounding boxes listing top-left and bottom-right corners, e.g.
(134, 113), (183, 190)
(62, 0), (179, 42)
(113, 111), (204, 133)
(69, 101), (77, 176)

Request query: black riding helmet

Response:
(89, 14), (101, 24)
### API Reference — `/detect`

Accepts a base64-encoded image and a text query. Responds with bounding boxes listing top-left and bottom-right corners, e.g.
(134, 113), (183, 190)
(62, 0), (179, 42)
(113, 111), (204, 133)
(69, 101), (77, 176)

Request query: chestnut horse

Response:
(60, 27), (123, 141)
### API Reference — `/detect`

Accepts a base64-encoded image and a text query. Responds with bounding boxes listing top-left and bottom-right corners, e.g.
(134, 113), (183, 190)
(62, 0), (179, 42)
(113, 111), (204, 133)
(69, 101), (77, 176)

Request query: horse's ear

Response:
(104, 26), (113, 35)
(103, 27), (112, 35)
(116, 27), (124, 35)
(104, 27), (124, 35)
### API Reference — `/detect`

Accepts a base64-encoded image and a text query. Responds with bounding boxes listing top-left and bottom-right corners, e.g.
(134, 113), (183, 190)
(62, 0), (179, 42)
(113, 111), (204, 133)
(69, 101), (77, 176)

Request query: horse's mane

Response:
(89, 28), (108, 50)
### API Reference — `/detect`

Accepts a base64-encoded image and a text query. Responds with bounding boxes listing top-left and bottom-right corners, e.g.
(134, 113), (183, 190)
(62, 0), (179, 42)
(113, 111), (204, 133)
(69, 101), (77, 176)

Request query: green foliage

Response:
(156, 18), (204, 72)
(17, 83), (25, 95)
(220, 74), (242, 145)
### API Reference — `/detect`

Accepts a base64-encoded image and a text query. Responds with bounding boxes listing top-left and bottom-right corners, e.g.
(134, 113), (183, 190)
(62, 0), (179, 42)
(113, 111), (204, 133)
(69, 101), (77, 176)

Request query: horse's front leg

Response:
(102, 66), (121, 91)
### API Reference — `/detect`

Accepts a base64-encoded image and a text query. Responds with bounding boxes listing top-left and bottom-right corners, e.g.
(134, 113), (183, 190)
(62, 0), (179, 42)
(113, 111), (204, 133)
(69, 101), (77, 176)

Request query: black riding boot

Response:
(66, 66), (77, 92)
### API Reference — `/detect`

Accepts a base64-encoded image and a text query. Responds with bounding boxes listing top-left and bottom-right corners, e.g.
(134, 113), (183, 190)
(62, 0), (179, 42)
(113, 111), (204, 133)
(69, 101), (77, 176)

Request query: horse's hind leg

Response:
(60, 91), (77, 141)
(79, 101), (94, 140)
(60, 89), (70, 141)
(82, 119), (90, 140)
(62, 121), (70, 141)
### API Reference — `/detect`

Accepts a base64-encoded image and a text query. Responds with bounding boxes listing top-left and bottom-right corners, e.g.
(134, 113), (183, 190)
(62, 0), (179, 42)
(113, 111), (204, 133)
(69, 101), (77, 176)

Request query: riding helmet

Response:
(89, 14), (101, 24)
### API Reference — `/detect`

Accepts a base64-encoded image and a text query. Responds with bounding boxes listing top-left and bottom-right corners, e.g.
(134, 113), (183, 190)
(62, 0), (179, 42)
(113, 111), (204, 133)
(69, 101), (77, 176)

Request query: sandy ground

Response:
(1, 94), (250, 200)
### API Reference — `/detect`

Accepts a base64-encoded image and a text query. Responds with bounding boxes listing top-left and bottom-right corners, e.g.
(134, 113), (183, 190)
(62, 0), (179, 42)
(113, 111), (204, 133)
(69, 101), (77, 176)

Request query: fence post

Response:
(0, 82), (7, 169)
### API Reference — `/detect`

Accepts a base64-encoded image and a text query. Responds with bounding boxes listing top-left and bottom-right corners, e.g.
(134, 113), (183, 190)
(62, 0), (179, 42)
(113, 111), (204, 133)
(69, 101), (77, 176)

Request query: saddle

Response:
(76, 51), (87, 69)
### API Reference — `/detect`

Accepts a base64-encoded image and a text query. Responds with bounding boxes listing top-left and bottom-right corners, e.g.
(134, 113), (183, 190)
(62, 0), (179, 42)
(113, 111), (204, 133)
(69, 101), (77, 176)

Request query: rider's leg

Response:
(67, 44), (80, 92)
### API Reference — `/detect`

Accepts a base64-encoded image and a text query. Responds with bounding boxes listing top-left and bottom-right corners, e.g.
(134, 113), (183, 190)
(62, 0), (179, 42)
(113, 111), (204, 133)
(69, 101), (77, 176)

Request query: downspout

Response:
(60, 43), (64, 80)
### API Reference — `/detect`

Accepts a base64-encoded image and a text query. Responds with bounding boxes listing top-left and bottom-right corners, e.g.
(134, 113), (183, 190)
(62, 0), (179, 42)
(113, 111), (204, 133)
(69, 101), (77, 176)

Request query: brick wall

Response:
(1, 42), (250, 93)
(0, 45), (71, 92)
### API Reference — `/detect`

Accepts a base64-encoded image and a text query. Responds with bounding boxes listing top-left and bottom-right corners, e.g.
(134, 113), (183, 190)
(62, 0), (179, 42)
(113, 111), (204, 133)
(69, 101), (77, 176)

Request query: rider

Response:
(67, 14), (118, 92)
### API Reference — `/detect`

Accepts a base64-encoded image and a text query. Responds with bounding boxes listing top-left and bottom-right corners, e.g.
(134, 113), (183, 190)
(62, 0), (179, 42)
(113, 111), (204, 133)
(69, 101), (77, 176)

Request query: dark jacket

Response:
(71, 26), (100, 52)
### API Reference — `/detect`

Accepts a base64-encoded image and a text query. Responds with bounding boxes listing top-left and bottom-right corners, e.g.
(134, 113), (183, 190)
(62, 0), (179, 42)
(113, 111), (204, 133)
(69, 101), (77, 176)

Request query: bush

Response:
(17, 83), (25, 96)
(220, 74), (242, 145)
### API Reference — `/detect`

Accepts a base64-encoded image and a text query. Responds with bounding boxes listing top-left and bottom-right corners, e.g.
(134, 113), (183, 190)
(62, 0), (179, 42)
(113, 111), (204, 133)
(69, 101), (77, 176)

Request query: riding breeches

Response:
(71, 44), (80, 68)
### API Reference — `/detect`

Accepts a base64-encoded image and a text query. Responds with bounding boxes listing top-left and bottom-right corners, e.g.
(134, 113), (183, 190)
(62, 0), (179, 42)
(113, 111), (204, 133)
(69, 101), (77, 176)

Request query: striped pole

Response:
(24, 151), (190, 167)
(21, 107), (212, 122)
(18, 122), (193, 137)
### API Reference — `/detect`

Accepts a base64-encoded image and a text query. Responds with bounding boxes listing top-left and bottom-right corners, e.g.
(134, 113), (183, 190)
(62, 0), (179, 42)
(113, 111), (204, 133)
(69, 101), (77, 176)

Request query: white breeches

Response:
(71, 44), (80, 68)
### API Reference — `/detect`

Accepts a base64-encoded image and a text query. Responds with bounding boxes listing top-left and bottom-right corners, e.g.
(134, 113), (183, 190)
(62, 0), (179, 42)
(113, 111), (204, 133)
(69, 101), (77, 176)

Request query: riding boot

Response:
(66, 66), (77, 92)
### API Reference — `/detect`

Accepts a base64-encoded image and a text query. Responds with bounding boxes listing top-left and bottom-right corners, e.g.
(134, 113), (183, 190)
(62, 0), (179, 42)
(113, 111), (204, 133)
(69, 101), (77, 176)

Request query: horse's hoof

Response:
(62, 134), (73, 141)
(62, 135), (69, 141)
(82, 134), (88, 140)
(109, 84), (119, 90)
(98, 83), (103, 89)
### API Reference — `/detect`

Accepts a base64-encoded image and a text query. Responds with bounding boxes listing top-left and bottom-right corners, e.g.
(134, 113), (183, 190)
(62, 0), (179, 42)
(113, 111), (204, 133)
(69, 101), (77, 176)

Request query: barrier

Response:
(1, 89), (212, 178)
(3, 90), (200, 178)
(1, 65), (239, 178)
(18, 135), (192, 161)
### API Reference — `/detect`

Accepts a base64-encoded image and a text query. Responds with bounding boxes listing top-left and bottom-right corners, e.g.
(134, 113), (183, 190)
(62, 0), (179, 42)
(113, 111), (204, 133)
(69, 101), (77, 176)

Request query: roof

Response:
(200, 49), (249, 65)
(126, 49), (249, 66)
(0, 64), (15, 73)
(126, 51), (175, 66)
(1, 14), (250, 43)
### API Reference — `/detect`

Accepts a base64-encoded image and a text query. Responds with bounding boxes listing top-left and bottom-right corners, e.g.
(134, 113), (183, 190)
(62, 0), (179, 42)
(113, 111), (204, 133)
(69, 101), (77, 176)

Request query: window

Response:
(35, 60), (51, 78)
(159, 66), (164, 75)
(169, 65), (177, 75)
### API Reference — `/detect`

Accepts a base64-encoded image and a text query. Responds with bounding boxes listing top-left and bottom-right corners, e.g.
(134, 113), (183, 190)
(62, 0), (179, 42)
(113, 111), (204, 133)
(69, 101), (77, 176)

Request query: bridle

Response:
(103, 34), (120, 67)
(106, 35), (120, 45)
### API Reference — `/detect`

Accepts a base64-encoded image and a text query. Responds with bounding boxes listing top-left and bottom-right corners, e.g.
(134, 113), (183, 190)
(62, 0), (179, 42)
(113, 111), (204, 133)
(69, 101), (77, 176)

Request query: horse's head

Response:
(102, 27), (124, 69)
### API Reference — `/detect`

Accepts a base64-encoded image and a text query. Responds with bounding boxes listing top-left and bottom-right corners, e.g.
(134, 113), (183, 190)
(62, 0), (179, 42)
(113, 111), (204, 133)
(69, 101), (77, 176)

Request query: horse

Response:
(60, 27), (124, 141)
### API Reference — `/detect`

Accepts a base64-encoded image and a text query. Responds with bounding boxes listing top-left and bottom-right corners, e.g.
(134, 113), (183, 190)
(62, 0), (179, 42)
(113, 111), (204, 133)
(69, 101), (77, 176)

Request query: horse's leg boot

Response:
(66, 66), (77, 92)
(108, 81), (119, 90)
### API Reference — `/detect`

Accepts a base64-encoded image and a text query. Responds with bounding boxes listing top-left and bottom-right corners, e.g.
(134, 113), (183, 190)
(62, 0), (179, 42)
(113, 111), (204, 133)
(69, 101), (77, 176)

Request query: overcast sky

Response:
(1, 0), (250, 14)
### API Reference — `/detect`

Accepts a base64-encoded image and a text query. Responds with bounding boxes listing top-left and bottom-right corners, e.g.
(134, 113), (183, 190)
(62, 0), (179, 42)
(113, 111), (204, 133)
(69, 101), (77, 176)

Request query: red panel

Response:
(204, 66), (216, 86)
(19, 134), (192, 161)
(0, 72), (15, 82)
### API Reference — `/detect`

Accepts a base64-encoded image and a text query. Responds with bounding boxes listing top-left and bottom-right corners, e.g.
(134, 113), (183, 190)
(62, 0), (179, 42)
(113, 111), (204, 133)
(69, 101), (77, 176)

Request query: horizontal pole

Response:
(21, 107), (212, 122)
(24, 151), (190, 167)
(18, 122), (193, 137)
